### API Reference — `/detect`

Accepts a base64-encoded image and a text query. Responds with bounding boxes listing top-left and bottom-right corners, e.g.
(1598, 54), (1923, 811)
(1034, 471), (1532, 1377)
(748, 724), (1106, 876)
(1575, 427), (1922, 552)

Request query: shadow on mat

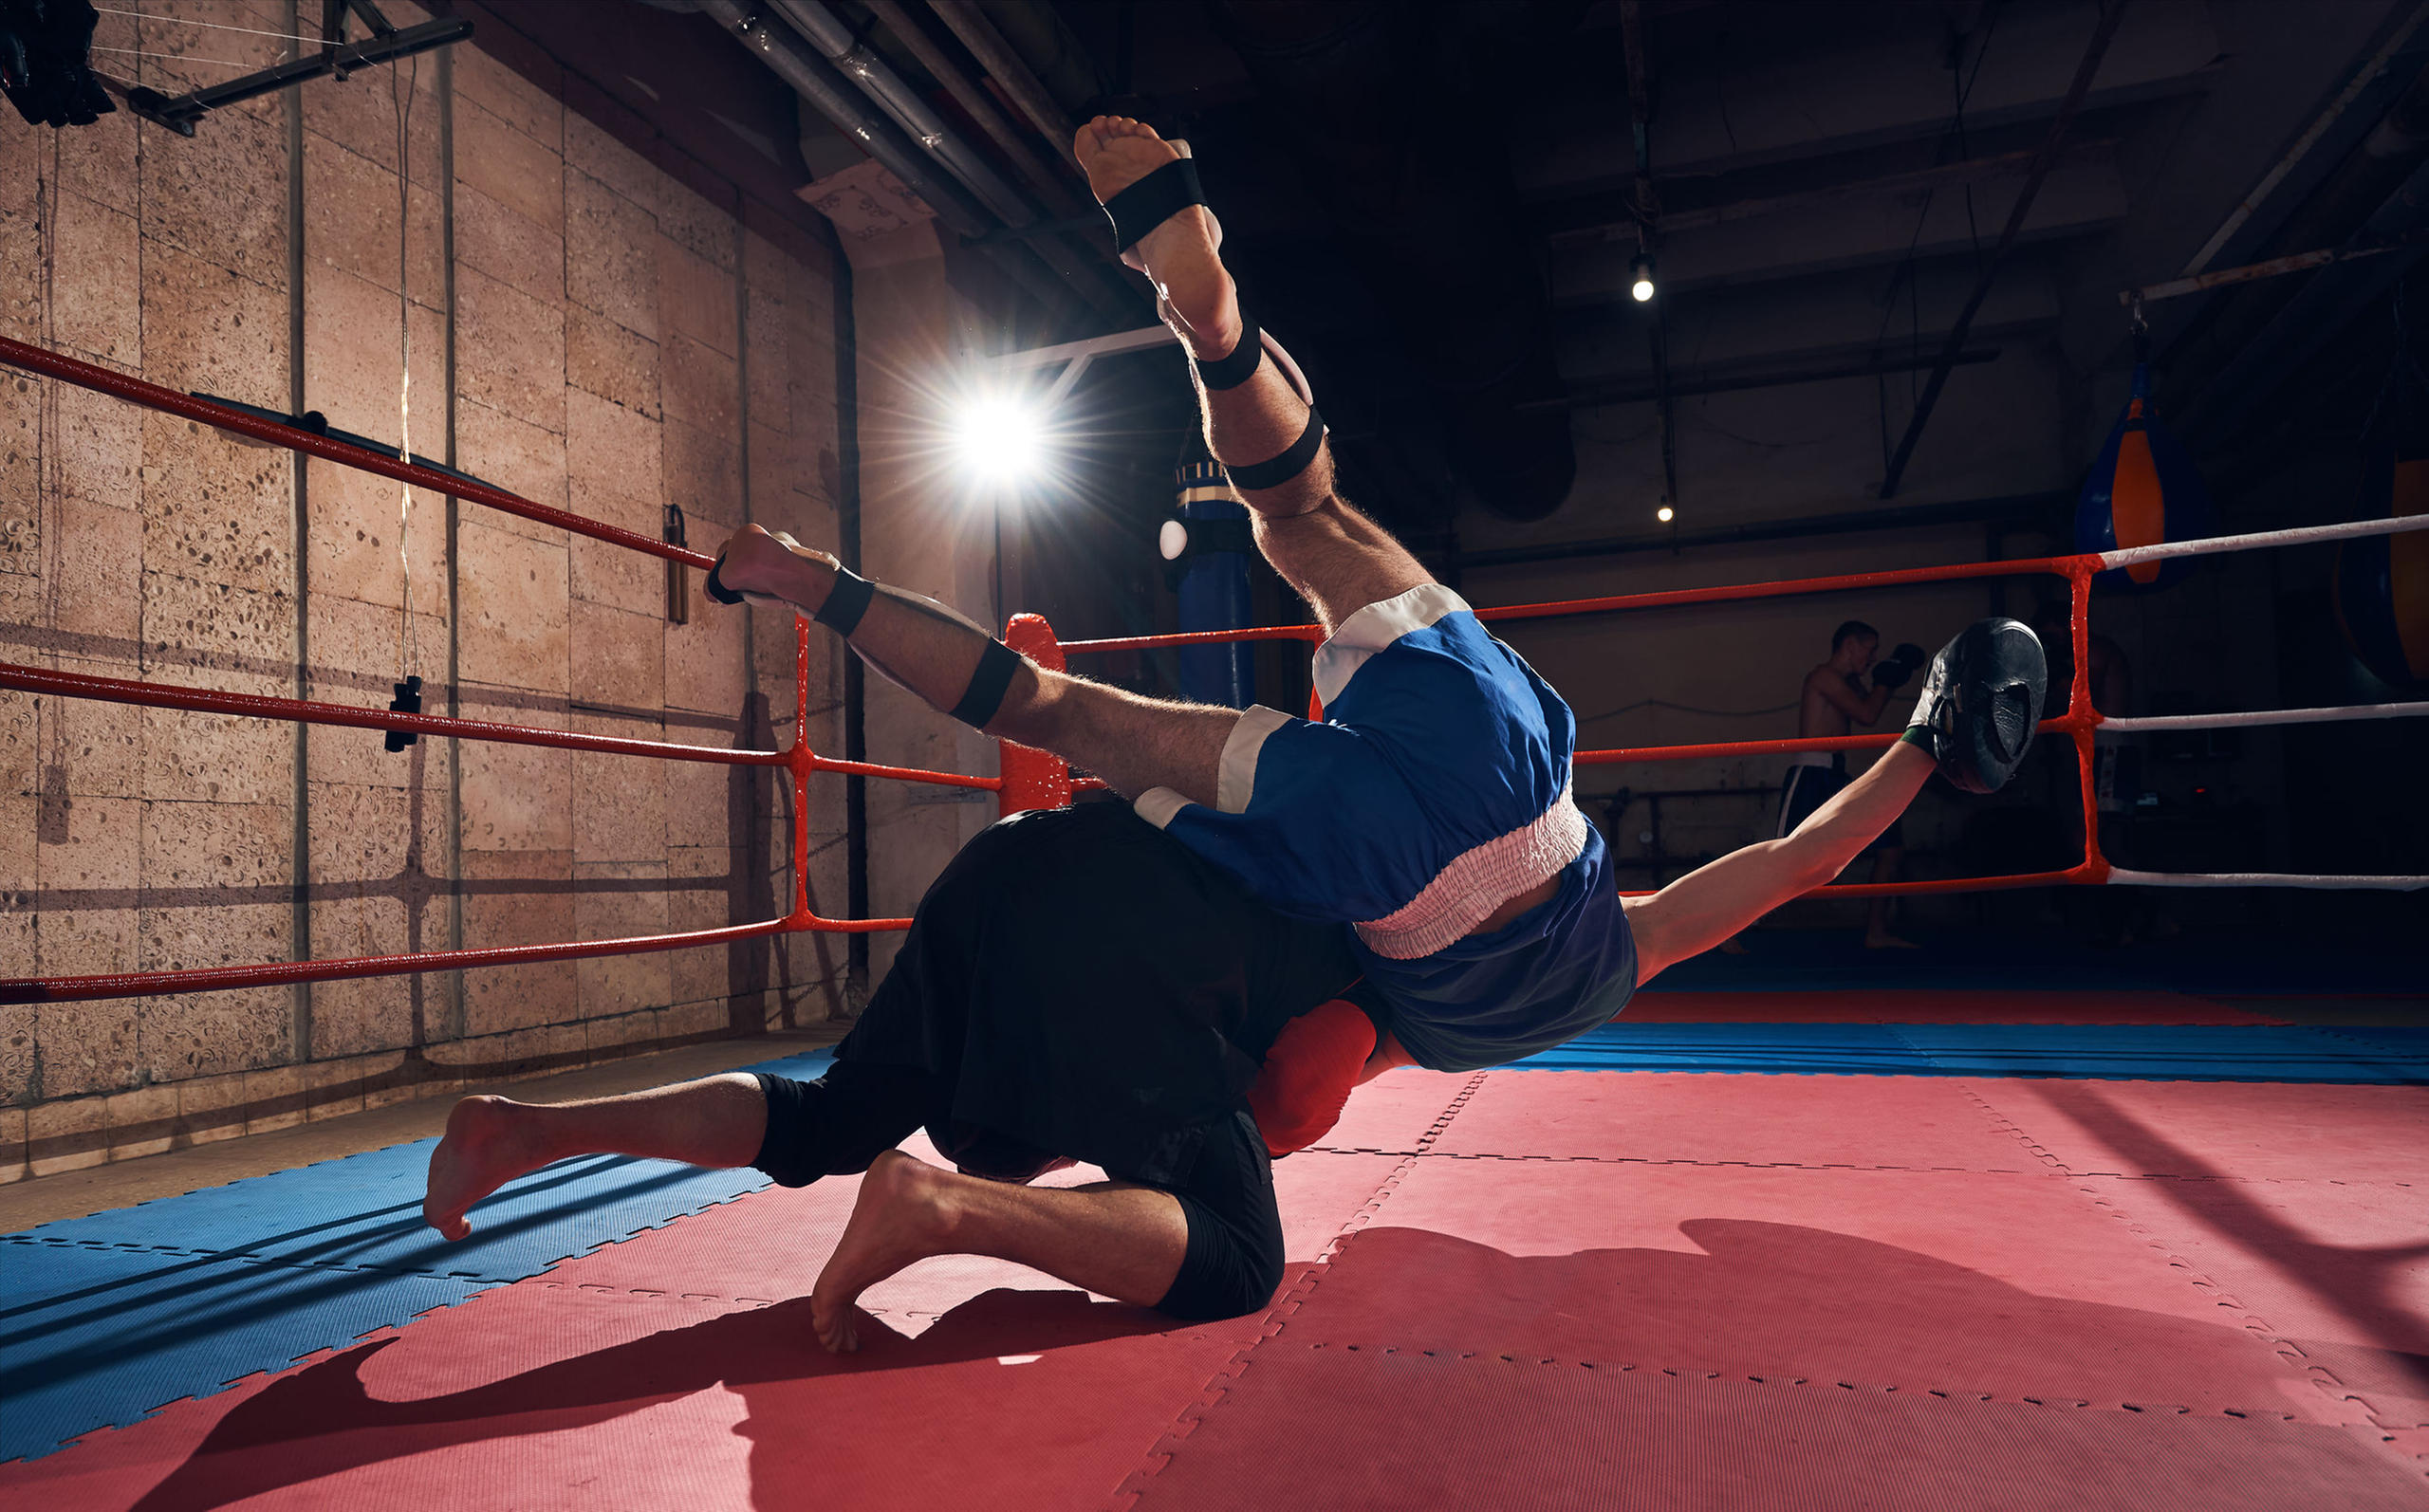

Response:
(1305, 1222), (2429, 1410)
(124, 1288), (1167, 1512)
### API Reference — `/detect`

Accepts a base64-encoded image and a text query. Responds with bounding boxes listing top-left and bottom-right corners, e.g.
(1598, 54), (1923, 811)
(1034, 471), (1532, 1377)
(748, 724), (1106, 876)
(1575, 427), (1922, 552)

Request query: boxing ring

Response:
(4, 332), (2428, 1508)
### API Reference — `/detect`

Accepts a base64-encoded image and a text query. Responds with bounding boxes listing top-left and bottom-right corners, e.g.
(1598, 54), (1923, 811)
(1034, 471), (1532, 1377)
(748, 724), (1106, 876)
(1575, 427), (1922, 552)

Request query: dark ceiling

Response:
(481, 1), (2429, 552)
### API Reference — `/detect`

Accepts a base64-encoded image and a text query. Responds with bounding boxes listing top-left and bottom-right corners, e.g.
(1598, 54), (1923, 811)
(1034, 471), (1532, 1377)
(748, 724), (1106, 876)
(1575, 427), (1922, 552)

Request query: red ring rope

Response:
(3, 335), (2420, 1005)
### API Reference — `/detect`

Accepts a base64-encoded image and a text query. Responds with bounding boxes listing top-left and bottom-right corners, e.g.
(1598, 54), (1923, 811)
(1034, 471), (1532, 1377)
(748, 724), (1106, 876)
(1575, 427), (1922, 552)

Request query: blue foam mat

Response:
(1511, 1022), (2429, 1081)
(0, 1045), (834, 1463)
(1646, 929), (2429, 994)
(0, 1243), (486, 1461)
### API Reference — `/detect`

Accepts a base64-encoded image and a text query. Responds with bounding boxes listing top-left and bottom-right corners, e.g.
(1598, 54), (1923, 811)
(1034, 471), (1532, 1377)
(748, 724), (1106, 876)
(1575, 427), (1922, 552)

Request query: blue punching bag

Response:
(1169, 453), (1256, 709)
(2075, 360), (2216, 593)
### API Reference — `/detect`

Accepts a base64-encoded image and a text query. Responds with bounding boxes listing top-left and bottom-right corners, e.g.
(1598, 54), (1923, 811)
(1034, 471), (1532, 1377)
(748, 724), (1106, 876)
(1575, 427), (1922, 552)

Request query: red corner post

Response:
(2061, 559), (2113, 885)
(998, 613), (1073, 815)
(788, 617), (815, 926)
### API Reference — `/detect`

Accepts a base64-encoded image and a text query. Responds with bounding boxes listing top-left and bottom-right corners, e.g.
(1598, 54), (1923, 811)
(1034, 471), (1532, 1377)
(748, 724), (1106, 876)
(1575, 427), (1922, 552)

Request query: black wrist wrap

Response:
(815, 567), (876, 636)
(950, 638), (1025, 729)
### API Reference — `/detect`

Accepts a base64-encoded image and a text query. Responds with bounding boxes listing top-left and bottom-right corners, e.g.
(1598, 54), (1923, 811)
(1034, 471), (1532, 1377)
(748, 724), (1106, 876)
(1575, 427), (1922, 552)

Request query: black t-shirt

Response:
(838, 800), (1362, 1185)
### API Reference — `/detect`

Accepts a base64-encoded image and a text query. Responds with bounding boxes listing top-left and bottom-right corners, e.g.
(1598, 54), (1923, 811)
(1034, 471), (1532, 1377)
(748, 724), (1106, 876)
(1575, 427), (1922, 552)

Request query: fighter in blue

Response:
(707, 118), (2047, 1113)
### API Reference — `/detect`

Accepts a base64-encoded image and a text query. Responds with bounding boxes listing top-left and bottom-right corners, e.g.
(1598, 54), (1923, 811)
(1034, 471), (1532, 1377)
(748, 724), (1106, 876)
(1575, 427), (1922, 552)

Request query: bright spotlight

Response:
(1629, 250), (1657, 304)
(1656, 504), (1674, 523)
(954, 395), (1045, 484)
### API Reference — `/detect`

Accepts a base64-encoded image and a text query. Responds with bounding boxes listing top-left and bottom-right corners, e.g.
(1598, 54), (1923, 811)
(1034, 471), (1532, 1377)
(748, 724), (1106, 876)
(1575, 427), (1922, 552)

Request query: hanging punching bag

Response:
(2075, 359), (2216, 593)
(2333, 434), (2429, 695)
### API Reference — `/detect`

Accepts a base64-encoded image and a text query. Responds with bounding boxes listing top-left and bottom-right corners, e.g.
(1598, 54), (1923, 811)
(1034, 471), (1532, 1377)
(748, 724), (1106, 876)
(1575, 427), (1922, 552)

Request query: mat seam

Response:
(1955, 1079), (2423, 1477)
(1101, 1070), (1491, 1510)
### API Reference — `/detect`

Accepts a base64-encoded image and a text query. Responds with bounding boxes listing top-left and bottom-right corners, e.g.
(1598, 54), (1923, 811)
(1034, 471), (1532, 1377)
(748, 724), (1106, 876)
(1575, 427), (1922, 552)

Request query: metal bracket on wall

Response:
(115, 2), (471, 138)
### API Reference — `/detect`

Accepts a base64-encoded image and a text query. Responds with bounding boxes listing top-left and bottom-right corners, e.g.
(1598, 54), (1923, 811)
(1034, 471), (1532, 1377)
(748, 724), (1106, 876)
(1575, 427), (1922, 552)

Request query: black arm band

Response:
(1195, 316), (1264, 392)
(1222, 406), (1325, 493)
(815, 566), (876, 636)
(949, 637), (1025, 729)
(1103, 157), (1205, 253)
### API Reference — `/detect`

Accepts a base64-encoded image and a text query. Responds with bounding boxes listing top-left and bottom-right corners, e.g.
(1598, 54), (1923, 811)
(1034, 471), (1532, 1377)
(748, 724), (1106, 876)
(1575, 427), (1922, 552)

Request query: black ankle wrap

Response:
(1195, 316), (1263, 392)
(1103, 157), (1205, 254)
(1223, 406), (1325, 493)
(950, 638), (1025, 729)
(815, 566), (876, 636)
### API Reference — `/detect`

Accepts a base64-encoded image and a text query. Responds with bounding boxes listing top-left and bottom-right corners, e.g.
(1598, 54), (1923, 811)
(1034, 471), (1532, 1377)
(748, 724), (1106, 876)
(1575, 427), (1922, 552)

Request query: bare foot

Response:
(1864, 932), (1921, 950)
(711, 523), (832, 610)
(1073, 115), (1242, 360)
(809, 1150), (959, 1355)
(423, 1096), (549, 1242)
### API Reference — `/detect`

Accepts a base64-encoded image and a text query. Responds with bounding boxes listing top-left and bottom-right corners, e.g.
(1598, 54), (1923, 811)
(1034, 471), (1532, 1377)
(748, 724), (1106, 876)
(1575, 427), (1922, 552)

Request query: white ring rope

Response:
(2104, 867), (2429, 891)
(2099, 700), (2429, 731)
(2100, 510), (2429, 569)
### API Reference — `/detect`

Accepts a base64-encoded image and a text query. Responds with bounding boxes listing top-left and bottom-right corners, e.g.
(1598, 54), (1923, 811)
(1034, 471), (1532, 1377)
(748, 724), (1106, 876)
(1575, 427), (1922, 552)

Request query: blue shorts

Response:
(1136, 585), (1637, 1070)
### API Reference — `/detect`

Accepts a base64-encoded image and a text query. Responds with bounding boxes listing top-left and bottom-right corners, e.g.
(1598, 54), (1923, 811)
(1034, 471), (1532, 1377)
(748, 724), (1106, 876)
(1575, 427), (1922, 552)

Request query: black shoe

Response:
(1907, 618), (2048, 794)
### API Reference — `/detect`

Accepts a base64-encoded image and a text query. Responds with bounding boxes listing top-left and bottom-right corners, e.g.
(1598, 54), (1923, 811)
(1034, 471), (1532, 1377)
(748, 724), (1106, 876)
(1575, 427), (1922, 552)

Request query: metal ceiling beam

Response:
(1878, 0), (2130, 500)
(1523, 347), (2002, 413)
(1549, 140), (2118, 248)
(1439, 492), (2068, 572)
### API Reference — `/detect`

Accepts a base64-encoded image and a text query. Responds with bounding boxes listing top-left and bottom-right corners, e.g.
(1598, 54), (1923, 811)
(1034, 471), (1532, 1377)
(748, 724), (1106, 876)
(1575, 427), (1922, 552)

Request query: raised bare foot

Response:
(1074, 115), (1243, 360)
(710, 523), (835, 611)
(809, 1150), (960, 1355)
(423, 1096), (549, 1242)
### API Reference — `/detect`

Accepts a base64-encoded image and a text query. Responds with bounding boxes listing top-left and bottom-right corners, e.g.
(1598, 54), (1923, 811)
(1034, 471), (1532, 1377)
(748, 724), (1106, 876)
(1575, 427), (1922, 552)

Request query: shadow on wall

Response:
(92, 1214), (2425, 1511)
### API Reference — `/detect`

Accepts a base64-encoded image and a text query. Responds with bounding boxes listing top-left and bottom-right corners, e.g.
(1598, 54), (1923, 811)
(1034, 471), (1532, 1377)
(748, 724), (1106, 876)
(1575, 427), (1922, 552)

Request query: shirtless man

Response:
(1781, 621), (1926, 950)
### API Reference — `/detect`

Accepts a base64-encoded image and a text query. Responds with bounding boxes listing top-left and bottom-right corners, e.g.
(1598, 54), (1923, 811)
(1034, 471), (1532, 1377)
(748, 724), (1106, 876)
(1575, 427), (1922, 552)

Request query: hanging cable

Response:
(385, 50), (424, 750)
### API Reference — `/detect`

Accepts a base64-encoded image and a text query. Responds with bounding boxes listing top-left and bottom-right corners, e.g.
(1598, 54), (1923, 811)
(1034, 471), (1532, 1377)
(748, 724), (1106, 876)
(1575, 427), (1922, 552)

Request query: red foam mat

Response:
(2074, 1173), (2429, 1429)
(1973, 1078), (2429, 1184)
(1314, 1066), (1473, 1153)
(1124, 1342), (2424, 1512)
(1289, 1158), (2334, 1422)
(1624, 990), (2287, 1024)
(0, 1280), (1283, 1512)
(11, 1068), (2418, 1510)
(1430, 1067), (2034, 1170)
(525, 1146), (1405, 1310)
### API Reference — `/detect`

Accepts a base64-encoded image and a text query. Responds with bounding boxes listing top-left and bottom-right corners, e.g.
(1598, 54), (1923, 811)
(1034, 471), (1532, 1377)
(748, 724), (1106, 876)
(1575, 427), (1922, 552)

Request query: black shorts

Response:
(753, 1063), (1286, 1323)
(1777, 760), (1901, 852)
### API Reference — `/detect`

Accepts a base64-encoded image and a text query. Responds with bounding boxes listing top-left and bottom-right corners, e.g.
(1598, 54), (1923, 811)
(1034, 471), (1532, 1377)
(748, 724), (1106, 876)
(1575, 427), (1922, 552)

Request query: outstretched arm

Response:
(712, 526), (1233, 805)
(1623, 739), (1935, 986)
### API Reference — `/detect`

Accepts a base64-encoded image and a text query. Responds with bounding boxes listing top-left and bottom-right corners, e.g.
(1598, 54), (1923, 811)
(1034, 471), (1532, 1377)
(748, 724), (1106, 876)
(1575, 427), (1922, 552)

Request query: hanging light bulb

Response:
(1656, 504), (1674, 524)
(1629, 250), (1657, 303)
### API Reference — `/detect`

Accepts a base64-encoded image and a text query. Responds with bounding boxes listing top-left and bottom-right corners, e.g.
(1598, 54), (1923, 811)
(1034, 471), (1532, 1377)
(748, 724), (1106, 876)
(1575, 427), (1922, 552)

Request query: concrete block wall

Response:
(0, 4), (851, 1180)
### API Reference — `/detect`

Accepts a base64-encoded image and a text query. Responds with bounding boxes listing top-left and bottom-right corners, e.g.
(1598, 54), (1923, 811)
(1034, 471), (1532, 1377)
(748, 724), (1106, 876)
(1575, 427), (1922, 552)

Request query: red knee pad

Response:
(1248, 998), (1378, 1157)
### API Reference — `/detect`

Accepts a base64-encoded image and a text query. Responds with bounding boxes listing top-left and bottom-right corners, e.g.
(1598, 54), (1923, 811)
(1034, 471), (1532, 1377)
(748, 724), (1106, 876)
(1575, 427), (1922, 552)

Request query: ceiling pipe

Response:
(769, 0), (1132, 317)
(770, 0), (1034, 227)
(863, 0), (1088, 214)
(926, 0), (1088, 173)
(693, 0), (1086, 323)
(1877, 0), (2129, 499)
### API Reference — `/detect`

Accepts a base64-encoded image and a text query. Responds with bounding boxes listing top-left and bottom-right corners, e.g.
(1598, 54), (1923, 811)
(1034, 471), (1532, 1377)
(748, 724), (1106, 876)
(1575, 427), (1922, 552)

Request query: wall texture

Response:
(0, 2), (852, 1178)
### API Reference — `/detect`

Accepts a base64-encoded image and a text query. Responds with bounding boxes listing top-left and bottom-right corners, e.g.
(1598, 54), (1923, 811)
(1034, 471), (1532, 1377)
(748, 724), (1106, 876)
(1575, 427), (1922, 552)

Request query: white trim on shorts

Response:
(1311, 582), (1470, 707)
(1354, 786), (1590, 961)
